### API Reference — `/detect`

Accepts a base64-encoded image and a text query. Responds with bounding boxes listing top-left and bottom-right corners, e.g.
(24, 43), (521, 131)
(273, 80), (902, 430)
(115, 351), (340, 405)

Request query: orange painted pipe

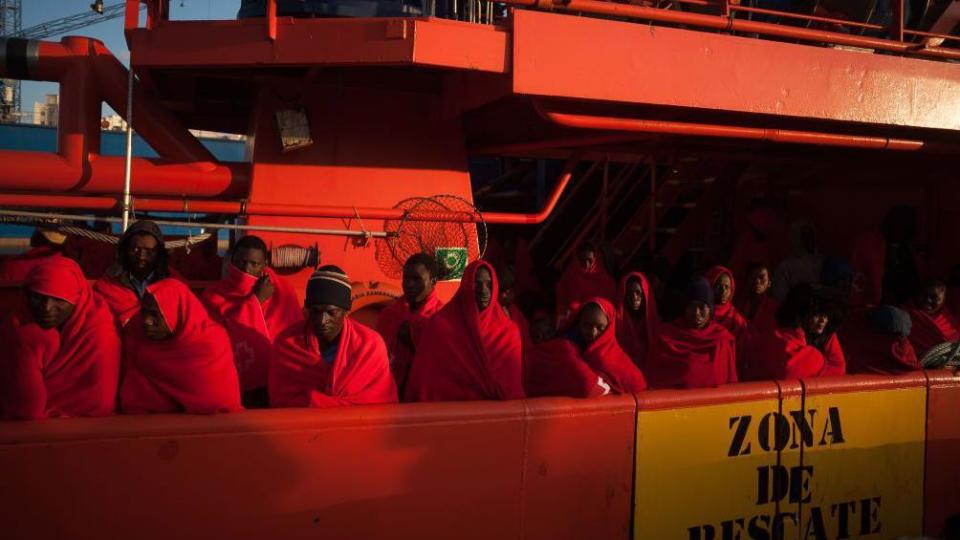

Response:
(504, 0), (960, 61)
(0, 158), (575, 224)
(534, 103), (925, 151)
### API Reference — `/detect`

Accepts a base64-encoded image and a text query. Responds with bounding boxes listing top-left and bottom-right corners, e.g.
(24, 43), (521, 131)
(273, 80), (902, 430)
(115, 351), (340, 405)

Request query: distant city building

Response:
(32, 94), (59, 127)
(101, 114), (127, 131)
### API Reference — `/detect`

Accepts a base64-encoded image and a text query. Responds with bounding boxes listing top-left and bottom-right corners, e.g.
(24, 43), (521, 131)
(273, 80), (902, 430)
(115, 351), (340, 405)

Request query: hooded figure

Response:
(555, 241), (617, 323)
(405, 260), (524, 402)
(646, 278), (738, 389)
(120, 279), (242, 414)
(728, 207), (785, 282)
(851, 205), (921, 307)
(740, 284), (844, 381)
(525, 298), (646, 398)
(844, 305), (920, 374)
(615, 271), (658, 370)
(0, 258), (120, 419)
(270, 266), (398, 408)
(705, 266), (748, 340)
(201, 235), (302, 405)
(94, 220), (175, 326)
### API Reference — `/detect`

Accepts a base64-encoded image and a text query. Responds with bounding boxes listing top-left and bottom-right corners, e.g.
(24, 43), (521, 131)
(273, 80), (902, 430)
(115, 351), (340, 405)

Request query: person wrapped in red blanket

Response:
(555, 241), (616, 324)
(271, 266), (398, 408)
(705, 265), (748, 340)
(741, 284), (845, 380)
(0, 257), (120, 419)
(375, 254), (444, 396)
(844, 305), (920, 374)
(201, 235), (302, 407)
(616, 272), (658, 370)
(646, 278), (738, 389)
(0, 227), (65, 282)
(405, 260), (524, 402)
(120, 278), (242, 414)
(526, 298), (646, 398)
(904, 278), (960, 358)
(94, 220), (178, 327)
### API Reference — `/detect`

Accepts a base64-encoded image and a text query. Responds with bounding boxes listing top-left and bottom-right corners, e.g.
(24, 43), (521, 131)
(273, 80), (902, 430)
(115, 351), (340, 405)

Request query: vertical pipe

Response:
(649, 165), (657, 254)
(891, 0), (905, 42)
(267, 0), (278, 41)
(121, 50), (134, 232)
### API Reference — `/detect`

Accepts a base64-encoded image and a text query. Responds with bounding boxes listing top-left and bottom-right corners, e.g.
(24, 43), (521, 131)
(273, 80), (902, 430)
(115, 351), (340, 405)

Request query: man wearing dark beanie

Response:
(645, 277), (738, 389)
(269, 265), (398, 408)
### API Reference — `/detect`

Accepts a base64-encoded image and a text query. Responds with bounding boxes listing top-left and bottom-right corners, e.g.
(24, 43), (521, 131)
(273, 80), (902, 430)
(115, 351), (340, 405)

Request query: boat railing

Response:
(125, 0), (960, 64)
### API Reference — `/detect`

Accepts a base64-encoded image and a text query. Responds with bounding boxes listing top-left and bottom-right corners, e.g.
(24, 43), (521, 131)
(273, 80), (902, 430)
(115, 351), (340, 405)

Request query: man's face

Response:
(141, 294), (173, 341)
(530, 316), (555, 345)
(402, 263), (435, 305)
(126, 233), (159, 278)
(684, 301), (711, 330)
(232, 247), (267, 278)
(578, 304), (608, 344)
(918, 285), (946, 314)
(26, 290), (75, 329)
(625, 279), (644, 313)
(748, 267), (771, 296)
(305, 304), (347, 344)
(577, 249), (596, 271)
(804, 313), (829, 336)
(475, 267), (493, 311)
(715, 274), (733, 305)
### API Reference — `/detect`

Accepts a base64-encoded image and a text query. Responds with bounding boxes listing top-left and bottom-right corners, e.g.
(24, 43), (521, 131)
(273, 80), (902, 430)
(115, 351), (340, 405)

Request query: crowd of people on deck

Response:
(0, 203), (954, 419)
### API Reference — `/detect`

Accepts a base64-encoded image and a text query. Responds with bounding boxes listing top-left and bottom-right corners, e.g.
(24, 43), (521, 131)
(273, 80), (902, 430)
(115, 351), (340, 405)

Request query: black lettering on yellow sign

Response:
(688, 407), (880, 539)
(726, 407), (845, 457)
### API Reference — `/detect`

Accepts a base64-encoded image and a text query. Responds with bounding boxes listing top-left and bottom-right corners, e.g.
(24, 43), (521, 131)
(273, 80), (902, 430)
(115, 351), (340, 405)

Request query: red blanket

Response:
(647, 320), (737, 389)
(0, 258), (120, 419)
(120, 279), (241, 414)
(740, 326), (833, 380)
(850, 231), (886, 307)
(844, 316), (920, 374)
(375, 290), (444, 394)
(705, 266), (748, 340)
(525, 339), (610, 398)
(201, 266), (302, 391)
(615, 272), (658, 370)
(405, 260), (524, 402)
(555, 257), (616, 322)
(904, 302), (960, 357)
(727, 208), (785, 283)
(0, 247), (61, 282)
(270, 317), (398, 408)
(94, 267), (184, 327)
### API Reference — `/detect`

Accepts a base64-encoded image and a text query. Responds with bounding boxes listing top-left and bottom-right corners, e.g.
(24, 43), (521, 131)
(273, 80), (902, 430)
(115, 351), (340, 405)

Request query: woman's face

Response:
(917, 285), (946, 314)
(715, 274), (733, 305)
(578, 304), (609, 344)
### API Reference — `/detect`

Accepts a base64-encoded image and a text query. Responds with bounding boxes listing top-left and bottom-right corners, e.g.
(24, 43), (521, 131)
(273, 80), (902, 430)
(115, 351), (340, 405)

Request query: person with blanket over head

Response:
(555, 241), (616, 324)
(525, 298), (646, 398)
(405, 260), (524, 402)
(120, 278), (242, 414)
(0, 257), (120, 419)
(202, 235), (302, 407)
(94, 220), (177, 327)
(646, 278), (738, 389)
(375, 253), (444, 396)
(270, 266), (398, 408)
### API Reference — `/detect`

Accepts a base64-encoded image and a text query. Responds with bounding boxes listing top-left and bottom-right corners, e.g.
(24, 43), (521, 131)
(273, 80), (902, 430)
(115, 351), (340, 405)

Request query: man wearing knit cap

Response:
(645, 277), (738, 389)
(269, 265), (398, 408)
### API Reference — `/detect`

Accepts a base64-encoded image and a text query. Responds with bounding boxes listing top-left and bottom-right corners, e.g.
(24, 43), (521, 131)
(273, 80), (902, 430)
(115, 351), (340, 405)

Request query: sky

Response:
(19, 0), (239, 117)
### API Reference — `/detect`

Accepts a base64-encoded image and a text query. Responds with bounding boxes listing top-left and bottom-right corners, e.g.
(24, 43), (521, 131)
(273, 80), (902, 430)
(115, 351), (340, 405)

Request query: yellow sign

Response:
(634, 387), (925, 540)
